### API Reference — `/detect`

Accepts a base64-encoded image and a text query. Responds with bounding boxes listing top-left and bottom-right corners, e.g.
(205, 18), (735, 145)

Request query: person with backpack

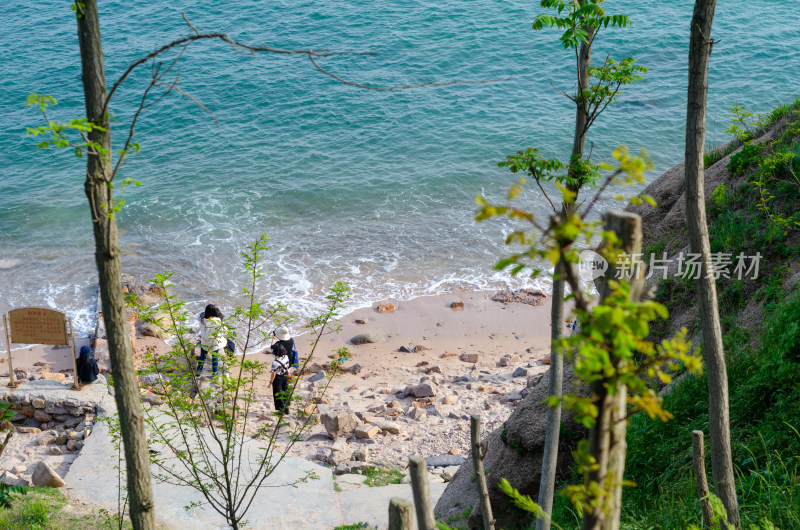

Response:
(269, 340), (291, 416)
(271, 326), (299, 369)
(197, 304), (226, 376)
(76, 345), (99, 385)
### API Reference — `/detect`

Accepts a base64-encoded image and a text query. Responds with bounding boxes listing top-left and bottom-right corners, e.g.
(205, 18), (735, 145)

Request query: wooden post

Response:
(388, 496), (414, 530)
(3, 315), (16, 388)
(471, 415), (495, 530)
(692, 430), (714, 528)
(583, 211), (645, 530)
(599, 211), (645, 300)
(68, 318), (81, 391)
(409, 455), (437, 530)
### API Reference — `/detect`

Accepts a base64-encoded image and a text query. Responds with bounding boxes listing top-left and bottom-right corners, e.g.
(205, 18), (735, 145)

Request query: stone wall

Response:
(0, 378), (110, 487)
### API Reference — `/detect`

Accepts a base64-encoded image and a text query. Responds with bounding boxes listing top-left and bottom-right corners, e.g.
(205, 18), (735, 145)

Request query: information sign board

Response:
(8, 307), (69, 346)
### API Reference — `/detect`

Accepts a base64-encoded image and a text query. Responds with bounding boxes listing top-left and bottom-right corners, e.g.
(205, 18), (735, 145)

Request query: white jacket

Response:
(200, 317), (227, 352)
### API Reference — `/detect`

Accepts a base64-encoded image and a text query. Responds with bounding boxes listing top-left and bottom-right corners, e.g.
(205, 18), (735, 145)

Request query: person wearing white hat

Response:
(271, 326), (298, 368)
(269, 326), (295, 415)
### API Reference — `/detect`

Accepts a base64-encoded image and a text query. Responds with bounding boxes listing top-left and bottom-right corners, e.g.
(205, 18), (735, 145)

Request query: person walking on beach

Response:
(269, 338), (292, 416)
(197, 304), (226, 376)
(271, 326), (299, 369)
(76, 345), (99, 385)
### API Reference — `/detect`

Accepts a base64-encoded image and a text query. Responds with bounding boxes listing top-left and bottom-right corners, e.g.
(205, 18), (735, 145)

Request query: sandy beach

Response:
(291, 289), (555, 373)
(2, 288), (561, 468)
(5, 288), (558, 374)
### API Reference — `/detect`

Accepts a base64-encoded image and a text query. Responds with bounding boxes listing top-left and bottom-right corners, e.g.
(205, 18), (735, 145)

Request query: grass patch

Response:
(362, 466), (404, 487)
(0, 485), (27, 509)
(621, 290), (800, 529)
(704, 142), (738, 168)
(436, 504), (474, 530)
(549, 291), (800, 530)
(0, 486), (131, 529)
(654, 275), (696, 307)
(334, 523), (371, 530)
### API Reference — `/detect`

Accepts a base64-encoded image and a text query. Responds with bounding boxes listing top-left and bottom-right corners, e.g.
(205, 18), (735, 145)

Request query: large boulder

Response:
(128, 283), (166, 306)
(411, 382), (438, 398)
(139, 322), (171, 340)
(308, 370), (326, 383)
(346, 363), (363, 375)
(354, 425), (380, 440)
(320, 412), (362, 440)
(31, 461), (65, 488)
(434, 364), (588, 528)
(459, 353), (480, 363)
(326, 448), (354, 466)
(373, 421), (401, 435)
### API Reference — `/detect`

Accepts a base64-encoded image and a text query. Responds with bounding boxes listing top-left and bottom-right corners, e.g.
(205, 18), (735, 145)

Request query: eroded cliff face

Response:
(434, 362), (588, 529)
(625, 117), (800, 342)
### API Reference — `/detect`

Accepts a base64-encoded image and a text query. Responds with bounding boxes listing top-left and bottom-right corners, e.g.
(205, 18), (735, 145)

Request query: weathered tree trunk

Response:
(581, 382), (613, 530)
(685, 1), (740, 527)
(536, 11), (594, 527)
(409, 456), (437, 530)
(535, 266), (564, 530)
(571, 32), (592, 159)
(75, 1), (156, 528)
(388, 497), (414, 530)
(600, 213), (642, 530)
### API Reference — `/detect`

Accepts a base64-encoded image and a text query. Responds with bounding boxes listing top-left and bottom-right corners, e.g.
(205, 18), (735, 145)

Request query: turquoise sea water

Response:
(0, 0), (798, 334)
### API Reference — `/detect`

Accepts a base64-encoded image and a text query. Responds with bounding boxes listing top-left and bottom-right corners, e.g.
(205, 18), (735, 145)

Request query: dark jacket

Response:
(271, 340), (293, 358)
(77, 356), (99, 384)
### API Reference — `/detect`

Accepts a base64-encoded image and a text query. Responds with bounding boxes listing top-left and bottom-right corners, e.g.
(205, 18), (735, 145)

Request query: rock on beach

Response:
(32, 461), (65, 488)
(320, 412), (362, 439)
(350, 333), (385, 345)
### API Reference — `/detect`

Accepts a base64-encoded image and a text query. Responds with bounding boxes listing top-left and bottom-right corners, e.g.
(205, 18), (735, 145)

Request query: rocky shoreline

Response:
(1, 287), (556, 513)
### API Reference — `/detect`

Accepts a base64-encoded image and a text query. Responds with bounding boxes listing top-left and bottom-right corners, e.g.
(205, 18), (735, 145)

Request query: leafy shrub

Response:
(643, 240), (666, 260)
(717, 279), (746, 314)
(709, 183), (731, 215)
(0, 484), (26, 509)
(654, 275), (696, 308)
(728, 143), (763, 175)
(709, 207), (791, 258)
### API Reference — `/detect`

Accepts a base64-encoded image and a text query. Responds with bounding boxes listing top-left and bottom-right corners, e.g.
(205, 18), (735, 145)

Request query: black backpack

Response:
(272, 342), (290, 375)
(273, 340), (298, 368)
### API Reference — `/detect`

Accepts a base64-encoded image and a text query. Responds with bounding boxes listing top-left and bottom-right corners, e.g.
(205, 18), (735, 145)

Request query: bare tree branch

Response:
(580, 168), (622, 222)
(98, 13), (511, 185)
(306, 53), (514, 91)
(183, 12), (201, 36)
(104, 14), (510, 120)
(169, 85), (220, 126)
(550, 81), (576, 102)
(534, 176), (559, 213)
